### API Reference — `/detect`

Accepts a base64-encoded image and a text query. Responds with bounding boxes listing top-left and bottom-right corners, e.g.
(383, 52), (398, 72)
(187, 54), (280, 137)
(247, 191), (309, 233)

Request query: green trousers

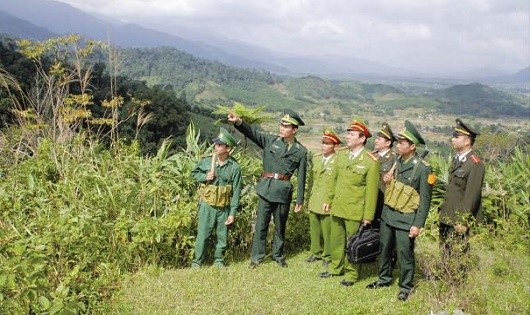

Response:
(378, 221), (415, 293)
(328, 216), (361, 281)
(192, 202), (230, 266)
(309, 211), (331, 262)
(250, 196), (290, 263)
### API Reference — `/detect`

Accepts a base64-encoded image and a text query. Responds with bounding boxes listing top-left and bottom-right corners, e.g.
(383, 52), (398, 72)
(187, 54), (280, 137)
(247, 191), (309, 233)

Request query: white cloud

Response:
(299, 19), (345, 37)
(53, 0), (530, 73)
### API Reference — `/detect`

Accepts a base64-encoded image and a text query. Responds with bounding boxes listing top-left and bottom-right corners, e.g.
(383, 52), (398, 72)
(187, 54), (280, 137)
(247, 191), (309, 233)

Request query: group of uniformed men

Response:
(191, 109), (485, 301)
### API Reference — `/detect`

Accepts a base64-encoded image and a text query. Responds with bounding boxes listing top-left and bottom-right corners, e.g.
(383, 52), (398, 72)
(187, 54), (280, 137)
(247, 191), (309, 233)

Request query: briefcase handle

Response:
(358, 223), (377, 236)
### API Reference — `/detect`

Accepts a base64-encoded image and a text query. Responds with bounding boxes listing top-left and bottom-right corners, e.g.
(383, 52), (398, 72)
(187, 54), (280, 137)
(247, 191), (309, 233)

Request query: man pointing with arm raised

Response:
(227, 109), (308, 269)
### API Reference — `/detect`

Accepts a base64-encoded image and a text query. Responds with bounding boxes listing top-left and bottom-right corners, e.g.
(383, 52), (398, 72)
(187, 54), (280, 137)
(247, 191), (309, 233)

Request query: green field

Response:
(111, 239), (530, 315)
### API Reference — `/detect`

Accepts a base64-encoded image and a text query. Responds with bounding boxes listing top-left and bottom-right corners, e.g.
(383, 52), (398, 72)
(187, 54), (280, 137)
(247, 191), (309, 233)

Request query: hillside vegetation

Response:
(117, 46), (529, 118)
(434, 83), (530, 117)
(0, 35), (218, 154)
(0, 35), (529, 314)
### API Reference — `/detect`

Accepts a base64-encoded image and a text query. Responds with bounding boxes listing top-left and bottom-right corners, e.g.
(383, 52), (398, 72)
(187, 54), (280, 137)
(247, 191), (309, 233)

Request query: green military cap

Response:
(213, 127), (238, 147)
(397, 120), (425, 145)
(347, 117), (372, 138)
(377, 122), (395, 142)
(322, 128), (341, 144)
(281, 109), (305, 126)
(453, 118), (480, 139)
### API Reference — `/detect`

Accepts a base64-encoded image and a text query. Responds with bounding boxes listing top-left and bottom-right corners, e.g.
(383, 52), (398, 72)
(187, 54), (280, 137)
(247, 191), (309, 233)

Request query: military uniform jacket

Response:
(307, 153), (336, 215)
(324, 148), (379, 221)
(191, 156), (242, 216)
(235, 121), (307, 205)
(381, 154), (433, 230)
(439, 150), (485, 226)
(376, 150), (398, 193)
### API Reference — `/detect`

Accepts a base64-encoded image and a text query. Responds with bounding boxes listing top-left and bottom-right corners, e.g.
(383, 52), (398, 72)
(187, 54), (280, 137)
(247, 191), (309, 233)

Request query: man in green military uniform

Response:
(439, 118), (485, 281)
(227, 109), (307, 268)
(366, 121), (435, 301)
(319, 119), (379, 286)
(306, 128), (341, 265)
(372, 122), (397, 229)
(191, 127), (242, 268)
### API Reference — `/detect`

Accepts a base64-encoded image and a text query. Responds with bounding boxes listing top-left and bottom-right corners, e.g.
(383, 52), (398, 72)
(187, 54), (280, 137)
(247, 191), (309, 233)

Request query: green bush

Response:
(0, 123), (314, 313)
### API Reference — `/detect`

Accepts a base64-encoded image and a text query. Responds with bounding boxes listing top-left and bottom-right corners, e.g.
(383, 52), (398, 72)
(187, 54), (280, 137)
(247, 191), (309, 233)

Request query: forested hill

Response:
(117, 46), (529, 118)
(2, 35), (527, 125)
(117, 46), (389, 110)
(117, 46), (410, 110)
(0, 36), (210, 155)
(434, 83), (530, 117)
(118, 47), (278, 89)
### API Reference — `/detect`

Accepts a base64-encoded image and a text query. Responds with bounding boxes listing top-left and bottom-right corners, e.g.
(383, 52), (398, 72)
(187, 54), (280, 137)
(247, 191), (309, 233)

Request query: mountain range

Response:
(1, 0), (528, 83)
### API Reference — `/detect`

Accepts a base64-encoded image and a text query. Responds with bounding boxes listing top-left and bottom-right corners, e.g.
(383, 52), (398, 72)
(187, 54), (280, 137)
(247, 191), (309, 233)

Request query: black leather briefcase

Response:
(346, 225), (381, 263)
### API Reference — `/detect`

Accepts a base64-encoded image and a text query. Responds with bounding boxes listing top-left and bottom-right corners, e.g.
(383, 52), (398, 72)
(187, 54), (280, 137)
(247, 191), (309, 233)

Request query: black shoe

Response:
(366, 281), (391, 289)
(398, 291), (410, 301)
(305, 255), (319, 263)
(340, 280), (354, 287)
(276, 259), (288, 268)
(249, 261), (259, 269)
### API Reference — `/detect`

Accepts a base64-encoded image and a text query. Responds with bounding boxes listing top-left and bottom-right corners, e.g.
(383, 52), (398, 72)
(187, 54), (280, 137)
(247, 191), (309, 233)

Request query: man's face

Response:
(321, 140), (337, 156)
(279, 123), (297, 139)
(214, 143), (230, 155)
(374, 136), (391, 152)
(396, 139), (415, 157)
(451, 134), (470, 151)
(345, 130), (365, 148)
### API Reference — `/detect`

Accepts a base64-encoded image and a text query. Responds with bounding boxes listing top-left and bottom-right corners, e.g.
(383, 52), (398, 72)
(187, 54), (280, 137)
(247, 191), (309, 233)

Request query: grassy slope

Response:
(110, 238), (530, 315)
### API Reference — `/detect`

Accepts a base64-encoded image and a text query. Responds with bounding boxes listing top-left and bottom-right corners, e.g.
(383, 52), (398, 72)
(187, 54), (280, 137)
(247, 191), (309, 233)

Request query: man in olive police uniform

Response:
(191, 128), (242, 268)
(306, 128), (341, 265)
(439, 118), (485, 280)
(367, 121), (435, 301)
(372, 122), (397, 229)
(320, 119), (379, 286)
(227, 109), (307, 268)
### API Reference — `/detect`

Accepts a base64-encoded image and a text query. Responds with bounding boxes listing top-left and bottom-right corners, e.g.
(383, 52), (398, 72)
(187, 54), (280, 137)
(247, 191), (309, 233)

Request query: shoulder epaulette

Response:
(366, 151), (378, 161)
(470, 154), (481, 164)
(421, 159), (430, 167)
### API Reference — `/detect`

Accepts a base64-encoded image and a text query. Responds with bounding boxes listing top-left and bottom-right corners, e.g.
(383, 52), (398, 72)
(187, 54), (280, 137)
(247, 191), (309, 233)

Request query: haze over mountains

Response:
(1, 0), (528, 83)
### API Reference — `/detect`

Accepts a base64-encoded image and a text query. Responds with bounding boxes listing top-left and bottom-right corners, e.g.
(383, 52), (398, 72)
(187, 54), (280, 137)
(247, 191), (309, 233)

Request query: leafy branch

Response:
(213, 101), (272, 125)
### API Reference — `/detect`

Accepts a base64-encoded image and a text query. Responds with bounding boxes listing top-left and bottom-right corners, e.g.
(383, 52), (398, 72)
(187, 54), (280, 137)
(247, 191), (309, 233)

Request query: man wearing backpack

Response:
(366, 121), (435, 301)
(191, 127), (242, 268)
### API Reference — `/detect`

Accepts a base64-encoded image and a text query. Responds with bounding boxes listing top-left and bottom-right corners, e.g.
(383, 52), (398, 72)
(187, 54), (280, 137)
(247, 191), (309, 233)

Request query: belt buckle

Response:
(273, 173), (280, 180)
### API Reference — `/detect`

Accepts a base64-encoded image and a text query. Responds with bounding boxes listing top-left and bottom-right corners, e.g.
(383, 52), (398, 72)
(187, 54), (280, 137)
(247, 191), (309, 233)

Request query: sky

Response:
(52, 0), (529, 75)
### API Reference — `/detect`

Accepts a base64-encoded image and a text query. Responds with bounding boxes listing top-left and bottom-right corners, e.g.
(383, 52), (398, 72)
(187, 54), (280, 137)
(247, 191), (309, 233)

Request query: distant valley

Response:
(0, 0), (528, 155)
